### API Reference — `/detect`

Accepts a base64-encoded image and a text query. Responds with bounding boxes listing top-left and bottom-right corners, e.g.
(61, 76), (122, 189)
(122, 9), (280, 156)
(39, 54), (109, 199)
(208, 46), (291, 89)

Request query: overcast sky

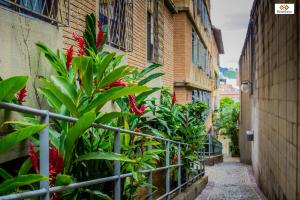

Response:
(210, 0), (254, 69)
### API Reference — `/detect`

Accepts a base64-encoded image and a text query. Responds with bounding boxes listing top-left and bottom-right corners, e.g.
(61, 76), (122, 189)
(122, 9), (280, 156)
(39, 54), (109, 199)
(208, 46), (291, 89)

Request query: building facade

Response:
(0, 0), (223, 127)
(239, 0), (299, 199)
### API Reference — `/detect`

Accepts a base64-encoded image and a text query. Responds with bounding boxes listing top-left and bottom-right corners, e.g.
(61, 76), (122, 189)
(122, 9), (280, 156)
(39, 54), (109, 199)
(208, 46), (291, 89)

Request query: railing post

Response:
(177, 143), (181, 192)
(147, 145), (153, 200)
(208, 134), (211, 157)
(40, 111), (50, 200)
(185, 145), (189, 184)
(114, 129), (121, 200)
(166, 141), (170, 200)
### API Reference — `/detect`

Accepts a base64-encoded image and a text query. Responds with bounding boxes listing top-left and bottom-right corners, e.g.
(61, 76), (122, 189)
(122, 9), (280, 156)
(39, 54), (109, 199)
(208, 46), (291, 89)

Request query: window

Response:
(0, 0), (69, 26)
(146, 0), (163, 63)
(192, 29), (207, 70)
(99, 0), (133, 51)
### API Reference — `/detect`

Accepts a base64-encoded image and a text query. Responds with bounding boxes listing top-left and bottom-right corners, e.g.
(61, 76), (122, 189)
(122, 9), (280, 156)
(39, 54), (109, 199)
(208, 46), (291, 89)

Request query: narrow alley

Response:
(196, 157), (267, 200)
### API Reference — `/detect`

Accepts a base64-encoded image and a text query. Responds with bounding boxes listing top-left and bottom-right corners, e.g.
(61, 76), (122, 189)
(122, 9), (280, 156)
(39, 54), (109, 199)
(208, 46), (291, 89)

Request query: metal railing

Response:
(203, 134), (222, 156)
(0, 102), (205, 200)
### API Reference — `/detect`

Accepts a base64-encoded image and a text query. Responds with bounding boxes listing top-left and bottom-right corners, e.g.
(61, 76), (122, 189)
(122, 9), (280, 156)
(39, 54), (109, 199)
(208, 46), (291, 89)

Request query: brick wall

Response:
(162, 5), (174, 88)
(239, 1), (300, 199)
(63, 0), (96, 50)
(127, 1), (147, 71)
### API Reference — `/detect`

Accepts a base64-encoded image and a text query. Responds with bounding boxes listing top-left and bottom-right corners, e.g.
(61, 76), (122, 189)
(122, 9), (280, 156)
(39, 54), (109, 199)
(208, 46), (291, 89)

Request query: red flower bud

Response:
(72, 32), (85, 56)
(172, 91), (176, 106)
(96, 21), (105, 49)
(66, 45), (74, 71)
(29, 143), (39, 173)
(16, 86), (27, 103)
(185, 115), (189, 127)
(108, 79), (128, 88)
(128, 95), (146, 116)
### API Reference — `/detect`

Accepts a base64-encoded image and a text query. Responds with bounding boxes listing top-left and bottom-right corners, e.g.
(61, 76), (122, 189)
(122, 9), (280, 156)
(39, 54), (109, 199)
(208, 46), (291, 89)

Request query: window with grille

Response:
(192, 29), (207, 70)
(0, 0), (70, 26)
(147, 0), (163, 63)
(99, 0), (133, 52)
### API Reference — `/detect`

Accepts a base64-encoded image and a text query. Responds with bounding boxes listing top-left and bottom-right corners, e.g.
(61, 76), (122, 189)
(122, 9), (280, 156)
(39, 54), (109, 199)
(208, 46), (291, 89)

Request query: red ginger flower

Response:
(29, 143), (39, 173)
(172, 91), (176, 106)
(72, 32), (85, 56)
(128, 95), (146, 116)
(108, 79), (128, 88)
(96, 21), (105, 49)
(29, 143), (64, 186)
(16, 86), (27, 103)
(66, 45), (74, 71)
(185, 115), (189, 127)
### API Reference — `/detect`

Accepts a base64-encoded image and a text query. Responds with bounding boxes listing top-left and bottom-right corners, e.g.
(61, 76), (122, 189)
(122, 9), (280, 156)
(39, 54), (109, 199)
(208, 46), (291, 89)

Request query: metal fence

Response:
(203, 134), (222, 156)
(0, 102), (205, 200)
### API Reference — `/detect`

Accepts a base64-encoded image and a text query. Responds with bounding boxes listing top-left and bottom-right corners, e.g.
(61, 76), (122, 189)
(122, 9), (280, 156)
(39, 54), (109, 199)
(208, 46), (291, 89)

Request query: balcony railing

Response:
(203, 134), (223, 156)
(0, 102), (205, 200)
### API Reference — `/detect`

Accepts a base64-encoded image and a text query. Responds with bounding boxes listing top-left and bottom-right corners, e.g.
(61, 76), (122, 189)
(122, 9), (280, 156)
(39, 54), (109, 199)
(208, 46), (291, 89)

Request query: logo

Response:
(275, 4), (294, 14)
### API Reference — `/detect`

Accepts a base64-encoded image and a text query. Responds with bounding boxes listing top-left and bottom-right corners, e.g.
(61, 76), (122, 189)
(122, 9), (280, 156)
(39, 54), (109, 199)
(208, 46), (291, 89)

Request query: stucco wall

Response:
(0, 8), (64, 108)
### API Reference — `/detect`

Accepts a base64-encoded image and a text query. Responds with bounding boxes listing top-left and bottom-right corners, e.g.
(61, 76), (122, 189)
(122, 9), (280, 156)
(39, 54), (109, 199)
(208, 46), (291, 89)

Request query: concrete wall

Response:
(239, 0), (300, 199)
(0, 8), (64, 108)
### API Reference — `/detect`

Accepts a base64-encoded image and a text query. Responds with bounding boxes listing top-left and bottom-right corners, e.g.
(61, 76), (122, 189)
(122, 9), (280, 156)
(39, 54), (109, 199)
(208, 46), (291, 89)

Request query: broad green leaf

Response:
(81, 61), (93, 96)
(139, 63), (161, 78)
(75, 152), (135, 163)
(84, 85), (150, 113)
(51, 76), (78, 101)
(55, 174), (73, 186)
(0, 168), (13, 180)
(82, 189), (112, 200)
(38, 88), (62, 112)
(138, 72), (165, 85)
(64, 111), (96, 172)
(136, 87), (161, 104)
(40, 78), (78, 116)
(96, 112), (130, 124)
(0, 174), (48, 193)
(96, 53), (116, 80)
(0, 124), (47, 154)
(18, 158), (32, 175)
(72, 56), (91, 73)
(98, 65), (133, 89)
(0, 76), (28, 102)
(36, 42), (66, 75)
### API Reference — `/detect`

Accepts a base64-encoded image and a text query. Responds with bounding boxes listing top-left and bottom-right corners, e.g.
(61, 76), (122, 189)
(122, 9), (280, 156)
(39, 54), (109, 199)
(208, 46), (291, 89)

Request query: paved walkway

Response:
(196, 157), (267, 200)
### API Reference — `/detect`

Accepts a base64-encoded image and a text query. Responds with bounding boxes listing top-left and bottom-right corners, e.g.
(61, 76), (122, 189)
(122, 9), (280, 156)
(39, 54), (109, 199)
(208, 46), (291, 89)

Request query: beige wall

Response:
(0, 8), (64, 108)
(239, 1), (300, 199)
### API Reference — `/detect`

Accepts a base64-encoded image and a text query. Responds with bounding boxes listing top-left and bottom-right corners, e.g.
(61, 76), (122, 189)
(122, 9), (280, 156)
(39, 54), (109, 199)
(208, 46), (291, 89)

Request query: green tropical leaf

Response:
(0, 76), (28, 102)
(0, 168), (13, 180)
(138, 73), (165, 85)
(0, 174), (47, 193)
(84, 85), (150, 113)
(96, 112), (130, 124)
(18, 158), (32, 175)
(36, 42), (66, 75)
(64, 111), (96, 172)
(75, 152), (136, 163)
(40, 78), (78, 116)
(139, 63), (161, 78)
(0, 124), (47, 154)
(96, 53), (116, 80)
(51, 76), (78, 101)
(136, 87), (161, 104)
(38, 88), (62, 112)
(82, 189), (112, 200)
(55, 174), (73, 186)
(98, 65), (133, 89)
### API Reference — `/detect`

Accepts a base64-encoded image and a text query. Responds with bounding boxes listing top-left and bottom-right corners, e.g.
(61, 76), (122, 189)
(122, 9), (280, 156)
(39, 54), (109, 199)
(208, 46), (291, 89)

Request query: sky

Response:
(210, 0), (254, 69)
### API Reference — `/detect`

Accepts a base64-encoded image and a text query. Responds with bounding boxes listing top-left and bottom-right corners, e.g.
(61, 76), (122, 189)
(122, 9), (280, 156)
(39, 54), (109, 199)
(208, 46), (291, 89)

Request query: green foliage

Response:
(214, 97), (240, 155)
(0, 76), (28, 102)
